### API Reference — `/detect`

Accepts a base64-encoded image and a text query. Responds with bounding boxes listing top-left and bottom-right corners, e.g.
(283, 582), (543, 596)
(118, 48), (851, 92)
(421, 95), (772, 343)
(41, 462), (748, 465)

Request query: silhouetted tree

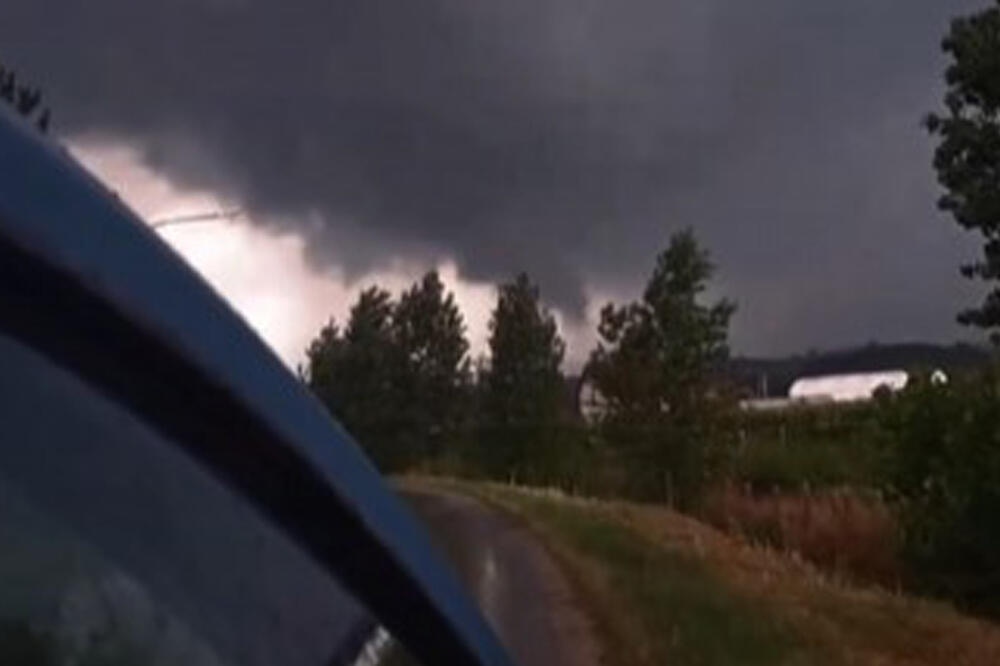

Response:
(393, 271), (471, 459)
(590, 229), (734, 420)
(303, 317), (346, 401)
(484, 273), (566, 426)
(588, 228), (735, 504)
(304, 287), (406, 468)
(0, 61), (51, 133)
(481, 273), (567, 476)
(926, 2), (1000, 340)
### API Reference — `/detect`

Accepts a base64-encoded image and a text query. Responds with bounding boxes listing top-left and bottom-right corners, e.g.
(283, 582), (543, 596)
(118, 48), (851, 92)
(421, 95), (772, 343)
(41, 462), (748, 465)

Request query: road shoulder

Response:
(396, 479), (602, 666)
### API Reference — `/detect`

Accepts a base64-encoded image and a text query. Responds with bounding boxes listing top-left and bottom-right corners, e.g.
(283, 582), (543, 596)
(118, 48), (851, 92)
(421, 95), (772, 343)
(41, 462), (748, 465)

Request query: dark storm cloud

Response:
(1, 0), (988, 351)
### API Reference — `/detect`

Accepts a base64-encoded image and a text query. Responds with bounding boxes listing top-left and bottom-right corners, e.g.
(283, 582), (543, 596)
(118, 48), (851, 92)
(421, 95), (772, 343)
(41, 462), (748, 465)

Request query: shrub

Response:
(602, 420), (729, 509)
(880, 368), (1000, 615)
(722, 405), (885, 492)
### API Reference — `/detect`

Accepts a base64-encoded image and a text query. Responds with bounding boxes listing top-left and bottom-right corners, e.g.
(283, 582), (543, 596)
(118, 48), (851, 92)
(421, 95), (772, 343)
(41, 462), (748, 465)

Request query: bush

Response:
(429, 423), (611, 492)
(721, 405), (885, 492)
(880, 368), (1000, 616)
(598, 421), (723, 509)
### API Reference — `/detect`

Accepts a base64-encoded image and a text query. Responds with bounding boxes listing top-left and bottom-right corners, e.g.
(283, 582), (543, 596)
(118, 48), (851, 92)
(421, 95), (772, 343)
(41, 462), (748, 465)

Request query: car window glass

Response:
(0, 331), (418, 666)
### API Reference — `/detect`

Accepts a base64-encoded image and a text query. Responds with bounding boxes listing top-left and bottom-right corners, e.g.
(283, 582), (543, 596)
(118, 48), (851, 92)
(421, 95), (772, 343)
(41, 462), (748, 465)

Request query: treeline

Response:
(301, 233), (1000, 617)
(302, 230), (1000, 617)
(302, 229), (735, 507)
(303, 272), (475, 472)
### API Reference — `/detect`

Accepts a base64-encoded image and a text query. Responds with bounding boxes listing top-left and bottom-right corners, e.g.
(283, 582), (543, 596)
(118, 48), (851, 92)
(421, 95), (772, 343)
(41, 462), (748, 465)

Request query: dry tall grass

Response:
(702, 483), (898, 584)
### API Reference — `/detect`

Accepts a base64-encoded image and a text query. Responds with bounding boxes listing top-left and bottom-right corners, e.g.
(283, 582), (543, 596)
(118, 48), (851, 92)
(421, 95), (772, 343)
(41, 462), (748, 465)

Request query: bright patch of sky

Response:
(70, 139), (600, 372)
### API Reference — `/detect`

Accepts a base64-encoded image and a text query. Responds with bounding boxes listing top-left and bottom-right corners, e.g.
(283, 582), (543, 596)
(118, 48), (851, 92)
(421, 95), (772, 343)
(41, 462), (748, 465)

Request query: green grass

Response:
(456, 483), (816, 666)
(720, 404), (888, 492)
(528, 500), (808, 665)
(727, 433), (883, 491)
(404, 477), (1000, 666)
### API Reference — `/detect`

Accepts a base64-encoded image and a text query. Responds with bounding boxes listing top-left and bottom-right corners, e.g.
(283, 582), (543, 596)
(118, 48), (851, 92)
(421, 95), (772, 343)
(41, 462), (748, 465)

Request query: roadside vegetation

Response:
(414, 478), (1000, 666)
(303, 0), (1000, 625)
(303, 228), (1000, 617)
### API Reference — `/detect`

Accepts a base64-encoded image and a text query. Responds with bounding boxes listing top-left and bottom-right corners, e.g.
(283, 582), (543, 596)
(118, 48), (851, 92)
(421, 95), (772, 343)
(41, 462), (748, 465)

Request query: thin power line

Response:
(151, 208), (243, 229)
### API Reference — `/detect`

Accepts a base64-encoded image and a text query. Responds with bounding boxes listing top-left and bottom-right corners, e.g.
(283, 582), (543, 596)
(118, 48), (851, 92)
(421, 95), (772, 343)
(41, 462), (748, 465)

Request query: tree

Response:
(0, 61), (51, 132)
(304, 274), (473, 468)
(304, 286), (405, 468)
(587, 228), (735, 504)
(590, 229), (735, 421)
(302, 317), (346, 402)
(482, 273), (567, 477)
(393, 271), (471, 458)
(485, 273), (566, 425)
(926, 2), (1000, 340)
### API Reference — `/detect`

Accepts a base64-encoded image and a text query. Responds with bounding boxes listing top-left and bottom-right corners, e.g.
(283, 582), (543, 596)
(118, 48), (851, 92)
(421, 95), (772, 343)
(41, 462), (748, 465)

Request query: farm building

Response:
(578, 366), (949, 417)
(788, 370), (909, 403)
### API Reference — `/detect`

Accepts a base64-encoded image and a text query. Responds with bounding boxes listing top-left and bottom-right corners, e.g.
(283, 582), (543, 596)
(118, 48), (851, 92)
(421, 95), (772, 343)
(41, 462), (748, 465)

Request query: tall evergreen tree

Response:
(484, 273), (566, 426)
(304, 286), (405, 468)
(303, 317), (346, 406)
(393, 271), (471, 457)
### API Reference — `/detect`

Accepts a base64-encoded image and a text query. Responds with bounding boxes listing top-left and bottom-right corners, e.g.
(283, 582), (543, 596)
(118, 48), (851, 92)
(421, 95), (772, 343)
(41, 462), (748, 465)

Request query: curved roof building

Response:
(789, 370), (909, 403)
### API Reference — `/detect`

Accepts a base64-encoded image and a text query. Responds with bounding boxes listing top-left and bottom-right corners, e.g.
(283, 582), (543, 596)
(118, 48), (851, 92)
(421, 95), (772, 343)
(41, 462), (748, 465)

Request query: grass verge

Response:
(403, 477), (814, 666)
(402, 476), (1000, 666)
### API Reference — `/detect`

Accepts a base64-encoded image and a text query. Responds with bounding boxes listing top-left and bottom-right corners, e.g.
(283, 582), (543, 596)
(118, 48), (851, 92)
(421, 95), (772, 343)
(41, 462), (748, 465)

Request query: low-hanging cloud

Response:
(1, 0), (989, 352)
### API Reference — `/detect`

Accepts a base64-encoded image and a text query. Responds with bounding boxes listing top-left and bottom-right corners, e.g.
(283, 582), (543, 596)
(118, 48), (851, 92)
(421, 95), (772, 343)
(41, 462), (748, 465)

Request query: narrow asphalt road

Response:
(401, 488), (600, 666)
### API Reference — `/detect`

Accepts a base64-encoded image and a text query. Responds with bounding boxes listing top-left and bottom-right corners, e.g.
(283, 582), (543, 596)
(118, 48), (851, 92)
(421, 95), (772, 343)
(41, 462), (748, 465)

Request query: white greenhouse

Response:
(788, 370), (909, 403)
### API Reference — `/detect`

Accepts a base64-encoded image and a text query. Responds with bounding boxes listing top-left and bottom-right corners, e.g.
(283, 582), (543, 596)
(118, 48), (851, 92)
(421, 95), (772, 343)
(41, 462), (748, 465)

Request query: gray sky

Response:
(2, 0), (990, 361)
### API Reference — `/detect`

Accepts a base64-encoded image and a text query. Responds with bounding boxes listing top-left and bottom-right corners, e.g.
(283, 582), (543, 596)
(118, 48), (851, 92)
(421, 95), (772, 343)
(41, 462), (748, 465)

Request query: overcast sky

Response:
(2, 1), (990, 368)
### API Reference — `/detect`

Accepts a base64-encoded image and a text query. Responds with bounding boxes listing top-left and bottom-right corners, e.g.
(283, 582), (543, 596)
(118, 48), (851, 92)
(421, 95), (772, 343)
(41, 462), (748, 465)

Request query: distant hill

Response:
(728, 342), (991, 398)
